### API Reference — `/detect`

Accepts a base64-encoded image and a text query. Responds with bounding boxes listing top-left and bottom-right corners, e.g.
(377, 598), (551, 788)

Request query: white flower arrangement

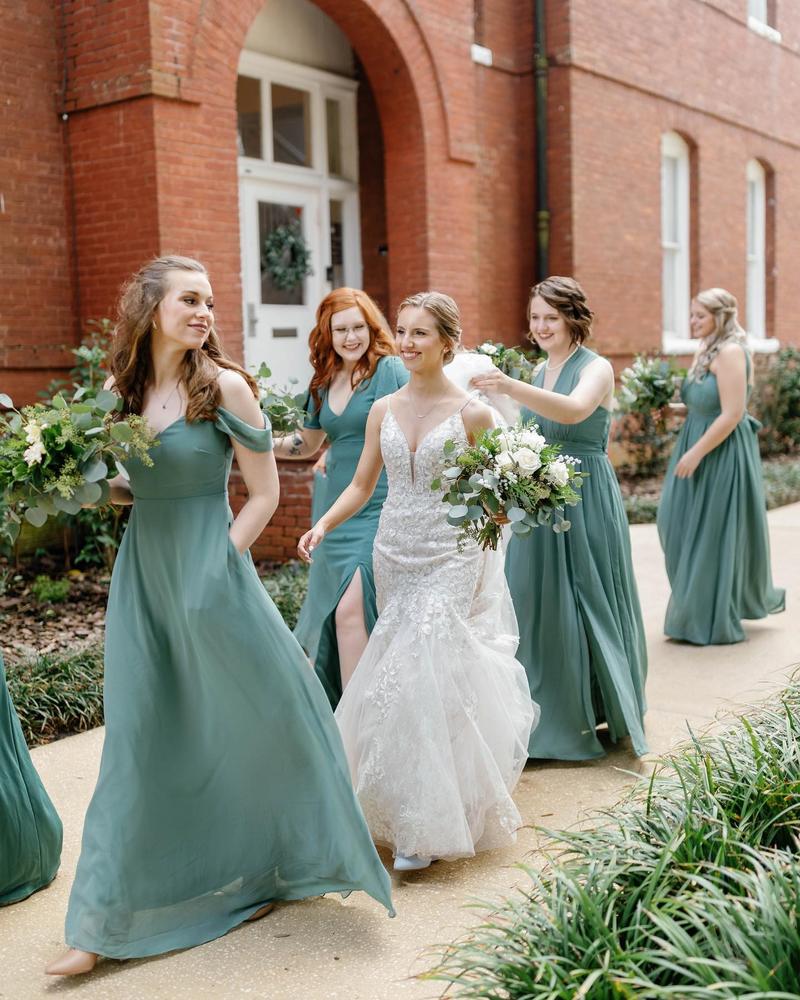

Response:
(431, 421), (586, 550)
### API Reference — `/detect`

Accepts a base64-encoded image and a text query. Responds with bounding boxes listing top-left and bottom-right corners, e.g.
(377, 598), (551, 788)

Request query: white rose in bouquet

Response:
(512, 447), (542, 474)
(520, 428), (546, 452)
(495, 450), (515, 471)
(545, 458), (570, 487)
(478, 342), (497, 355)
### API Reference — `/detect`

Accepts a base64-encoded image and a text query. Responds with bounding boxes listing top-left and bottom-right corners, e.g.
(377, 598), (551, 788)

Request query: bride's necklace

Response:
(545, 345), (579, 373)
(408, 387), (446, 420)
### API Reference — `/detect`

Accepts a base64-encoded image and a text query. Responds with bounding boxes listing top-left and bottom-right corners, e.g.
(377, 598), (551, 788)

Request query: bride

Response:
(298, 291), (537, 871)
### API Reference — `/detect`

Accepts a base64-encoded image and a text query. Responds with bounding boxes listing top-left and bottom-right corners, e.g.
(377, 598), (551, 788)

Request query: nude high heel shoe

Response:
(45, 949), (98, 976)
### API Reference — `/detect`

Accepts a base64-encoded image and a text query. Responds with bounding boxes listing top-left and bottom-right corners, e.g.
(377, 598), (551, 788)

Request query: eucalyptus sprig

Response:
(253, 362), (307, 436)
(0, 387), (156, 542)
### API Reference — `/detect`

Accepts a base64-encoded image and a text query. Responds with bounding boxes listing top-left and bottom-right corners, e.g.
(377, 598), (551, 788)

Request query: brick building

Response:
(2, 0), (799, 557)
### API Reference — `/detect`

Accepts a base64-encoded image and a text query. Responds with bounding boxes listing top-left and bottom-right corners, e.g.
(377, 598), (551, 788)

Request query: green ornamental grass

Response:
(426, 676), (800, 998)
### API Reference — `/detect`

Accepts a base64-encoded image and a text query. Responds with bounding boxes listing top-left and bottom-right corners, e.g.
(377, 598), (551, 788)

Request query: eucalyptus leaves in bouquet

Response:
(253, 362), (306, 435)
(614, 354), (685, 478)
(617, 355), (685, 415)
(0, 387), (157, 542)
(475, 341), (541, 384)
(432, 422), (585, 551)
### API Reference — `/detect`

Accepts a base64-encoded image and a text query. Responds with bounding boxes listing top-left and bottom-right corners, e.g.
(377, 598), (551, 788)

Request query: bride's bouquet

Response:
(431, 422), (585, 551)
(0, 387), (156, 541)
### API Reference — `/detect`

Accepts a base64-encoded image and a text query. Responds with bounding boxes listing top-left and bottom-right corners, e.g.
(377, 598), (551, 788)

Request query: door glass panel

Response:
(329, 200), (344, 288)
(237, 76), (262, 158)
(271, 85), (312, 167)
(258, 202), (306, 306)
(326, 99), (343, 176)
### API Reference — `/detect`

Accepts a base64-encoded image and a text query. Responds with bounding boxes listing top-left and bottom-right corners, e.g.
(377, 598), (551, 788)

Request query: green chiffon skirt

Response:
(0, 652), (62, 905)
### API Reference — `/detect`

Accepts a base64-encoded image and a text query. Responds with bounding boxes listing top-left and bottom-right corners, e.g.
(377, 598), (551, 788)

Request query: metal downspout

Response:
(534, 0), (550, 280)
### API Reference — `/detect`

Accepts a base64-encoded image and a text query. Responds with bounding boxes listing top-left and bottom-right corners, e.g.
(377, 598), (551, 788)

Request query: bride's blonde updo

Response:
(689, 287), (748, 382)
(397, 291), (461, 364)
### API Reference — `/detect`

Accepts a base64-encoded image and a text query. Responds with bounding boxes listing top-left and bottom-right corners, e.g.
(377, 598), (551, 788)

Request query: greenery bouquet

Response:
(253, 363), (307, 436)
(616, 355), (685, 414)
(432, 421), (585, 551)
(475, 340), (541, 384)
(0, 388), (156, 543)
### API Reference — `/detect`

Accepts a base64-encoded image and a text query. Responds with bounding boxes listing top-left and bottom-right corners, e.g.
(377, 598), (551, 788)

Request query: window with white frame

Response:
(746, 159), (767, 338)
(661, 132), (691, 347)
(747, 0), (781, 41)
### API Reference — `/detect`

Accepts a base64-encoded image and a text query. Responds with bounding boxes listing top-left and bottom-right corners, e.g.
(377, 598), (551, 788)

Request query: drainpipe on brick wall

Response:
(534, 0), (550, 281)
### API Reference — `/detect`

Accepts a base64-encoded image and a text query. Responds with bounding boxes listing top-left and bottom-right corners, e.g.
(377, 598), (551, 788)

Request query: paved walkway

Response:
(2, 505), (799, 999)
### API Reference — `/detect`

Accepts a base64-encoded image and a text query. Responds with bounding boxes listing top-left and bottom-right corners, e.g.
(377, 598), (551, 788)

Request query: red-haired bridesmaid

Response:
(274, 289), (407, 705)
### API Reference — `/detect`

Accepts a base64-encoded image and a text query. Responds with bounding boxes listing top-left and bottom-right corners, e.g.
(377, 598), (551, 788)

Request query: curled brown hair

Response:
(397, 291), (461, 364)
(308, 288), (396, 408)
(109, 256), (257, 422)
(527, 276), (594, 346)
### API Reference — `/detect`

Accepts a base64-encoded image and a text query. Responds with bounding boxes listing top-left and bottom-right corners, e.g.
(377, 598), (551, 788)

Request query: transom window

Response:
(236, 53), (358, 182)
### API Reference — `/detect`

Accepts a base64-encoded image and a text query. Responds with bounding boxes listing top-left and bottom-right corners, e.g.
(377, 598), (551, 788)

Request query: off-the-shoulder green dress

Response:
(0, 651), (62, 905)
(657, 349), (785, 643)
(505, 347), (648, 759)
(64, 407), (393, 959)
(294, 356), (408, 707)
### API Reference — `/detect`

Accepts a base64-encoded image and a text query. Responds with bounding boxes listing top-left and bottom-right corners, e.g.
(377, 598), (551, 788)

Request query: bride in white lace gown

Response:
(299, 292), (537, 871)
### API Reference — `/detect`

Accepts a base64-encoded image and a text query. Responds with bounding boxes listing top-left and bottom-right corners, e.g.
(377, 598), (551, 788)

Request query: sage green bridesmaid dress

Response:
(657, 348), (784, 644)
(505, 347), (648, 759)
(64, 406), (393, 960)
(294, 356), (408, 707)
(0, 651), (62, 905)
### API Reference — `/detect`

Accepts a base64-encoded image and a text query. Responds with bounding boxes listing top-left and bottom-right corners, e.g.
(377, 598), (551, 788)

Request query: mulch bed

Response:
(0, 558), (109, 667)
(0, 556), (279, 667)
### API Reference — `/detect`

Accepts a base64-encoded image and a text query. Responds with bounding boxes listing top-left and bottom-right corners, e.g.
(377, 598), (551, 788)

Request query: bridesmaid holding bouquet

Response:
(46, 256), (392, 976)
(472, 276), (648, 760)
(657, 288), (784, 644)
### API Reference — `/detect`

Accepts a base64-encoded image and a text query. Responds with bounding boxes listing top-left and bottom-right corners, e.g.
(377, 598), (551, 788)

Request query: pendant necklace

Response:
(408, 388), (445, 420)
(156, 382), (180, 410)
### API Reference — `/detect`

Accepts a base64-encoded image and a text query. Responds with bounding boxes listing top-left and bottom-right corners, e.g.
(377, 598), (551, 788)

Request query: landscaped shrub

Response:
(426, 676), (800, 998)
(751, 346), (800, 457)
(30, 574), (71, 604)
(261, 560), (309, 630)
(6, 644), (105, 745)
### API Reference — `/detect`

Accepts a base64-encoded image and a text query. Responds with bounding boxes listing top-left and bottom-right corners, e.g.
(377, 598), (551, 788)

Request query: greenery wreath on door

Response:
(261, 221), (313, 292)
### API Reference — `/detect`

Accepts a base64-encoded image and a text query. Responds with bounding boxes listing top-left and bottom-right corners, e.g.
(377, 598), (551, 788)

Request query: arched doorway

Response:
(236, 0), (376, 386)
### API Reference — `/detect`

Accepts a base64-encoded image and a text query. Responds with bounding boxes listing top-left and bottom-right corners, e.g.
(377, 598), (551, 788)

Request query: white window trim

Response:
(746, 158), (767, 340)
(237, 51), (359, 183)
(747, 15), (782, 44)
(661, 132), (691, 351)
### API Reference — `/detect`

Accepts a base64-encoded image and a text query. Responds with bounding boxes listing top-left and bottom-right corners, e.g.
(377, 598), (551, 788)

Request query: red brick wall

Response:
(0, 0), (75, 400)
(554, 0), (800, 356)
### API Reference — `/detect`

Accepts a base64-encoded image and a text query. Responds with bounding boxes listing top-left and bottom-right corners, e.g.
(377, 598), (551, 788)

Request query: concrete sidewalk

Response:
(2, 505), (798, 999)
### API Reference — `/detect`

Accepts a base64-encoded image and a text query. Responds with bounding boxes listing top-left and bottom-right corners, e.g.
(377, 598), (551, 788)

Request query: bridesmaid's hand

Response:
(312, 449), (328, 477)
(674, 448), (702, 478)
(471, 369), (511, 394)
(298, 524), (325, 563)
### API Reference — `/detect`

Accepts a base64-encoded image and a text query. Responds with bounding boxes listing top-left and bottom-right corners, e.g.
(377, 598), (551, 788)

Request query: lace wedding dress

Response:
(335, 401), (538, 861)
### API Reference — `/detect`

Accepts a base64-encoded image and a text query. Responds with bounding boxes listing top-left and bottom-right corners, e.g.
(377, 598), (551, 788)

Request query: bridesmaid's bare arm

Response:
(471, 356), (614, 424)
(218, 370), (280, 553)
(674, 344), (747, 479)
(297, 397), (387, 562)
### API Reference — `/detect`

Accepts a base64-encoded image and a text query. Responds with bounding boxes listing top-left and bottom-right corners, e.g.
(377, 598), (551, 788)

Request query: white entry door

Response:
(240, 179), (321, 388)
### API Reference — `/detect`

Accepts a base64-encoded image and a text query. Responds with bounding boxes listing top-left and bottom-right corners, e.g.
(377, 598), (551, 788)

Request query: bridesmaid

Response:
(473, 276), (648, 760)
(657, 287), (784, 644)
(273, 288), (407, 706)
(1, 650), (62, 905)
(46, 256), (392, 976)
